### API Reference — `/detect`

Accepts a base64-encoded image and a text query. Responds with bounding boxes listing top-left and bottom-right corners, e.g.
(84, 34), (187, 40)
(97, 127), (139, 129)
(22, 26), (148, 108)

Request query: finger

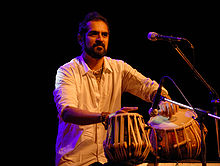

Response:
(158, 102), (164, 115)
(121, 107), (138, 111)
(115, 110), (126, 114)
(170, 104), (178, 116)
(175, 104), (179, 112)
(116, 107), (138, 114)
(159, 104), (165, 116)
(170, 103), (175, 115)
(168, 104), (173, 119)
(160, 103), (167, 117)
(166, 103), (170, 117)
(109, 112), (116, 118)
(170, 103), (177, 118)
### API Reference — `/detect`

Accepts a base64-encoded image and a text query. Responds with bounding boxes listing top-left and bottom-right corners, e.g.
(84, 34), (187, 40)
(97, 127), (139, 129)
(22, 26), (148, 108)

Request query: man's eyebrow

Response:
(102, 32), (109, 34)
(88, 31), (99, 34)
(88, 30), (109, 34)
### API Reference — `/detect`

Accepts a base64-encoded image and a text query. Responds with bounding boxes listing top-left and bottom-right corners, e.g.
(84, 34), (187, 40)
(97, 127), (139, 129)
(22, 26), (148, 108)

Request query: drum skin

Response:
(148, 109), (207, 160)
(103, 113), (152, 163)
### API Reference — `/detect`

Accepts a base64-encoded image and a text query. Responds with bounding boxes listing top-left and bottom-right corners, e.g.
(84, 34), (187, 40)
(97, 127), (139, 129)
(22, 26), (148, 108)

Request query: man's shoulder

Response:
(60, 56), (82, 69)
(104, 56), (133, 72)
(105, 56), (126, 66)
(56, 56), (83, 76)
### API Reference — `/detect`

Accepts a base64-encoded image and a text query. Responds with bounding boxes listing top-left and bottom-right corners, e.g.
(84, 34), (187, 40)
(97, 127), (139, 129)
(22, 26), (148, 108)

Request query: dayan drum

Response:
(148, 109), (207, 160)
(103, 113), (152, 163)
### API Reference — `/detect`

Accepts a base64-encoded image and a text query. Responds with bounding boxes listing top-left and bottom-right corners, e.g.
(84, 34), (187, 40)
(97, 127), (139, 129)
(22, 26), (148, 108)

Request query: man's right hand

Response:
(115, 107), (138, 114)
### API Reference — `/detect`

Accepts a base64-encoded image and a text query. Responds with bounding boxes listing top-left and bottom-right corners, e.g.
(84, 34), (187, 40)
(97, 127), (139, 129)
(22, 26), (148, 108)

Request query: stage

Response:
(138, 163), (219, 166)
(46, 2), (220, 165)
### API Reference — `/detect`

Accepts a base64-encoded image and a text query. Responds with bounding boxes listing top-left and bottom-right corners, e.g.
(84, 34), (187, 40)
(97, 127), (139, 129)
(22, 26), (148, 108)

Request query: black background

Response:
(45, 2), (220, 165)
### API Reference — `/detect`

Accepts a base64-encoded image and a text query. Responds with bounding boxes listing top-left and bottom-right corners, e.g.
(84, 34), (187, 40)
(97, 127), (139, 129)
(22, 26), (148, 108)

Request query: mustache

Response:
(93, 42), (105, 48)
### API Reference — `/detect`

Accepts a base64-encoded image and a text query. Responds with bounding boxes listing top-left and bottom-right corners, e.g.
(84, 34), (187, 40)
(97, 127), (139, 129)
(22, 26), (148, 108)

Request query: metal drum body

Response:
(148, 109), (205, 160)
(103, 113), (152, 163)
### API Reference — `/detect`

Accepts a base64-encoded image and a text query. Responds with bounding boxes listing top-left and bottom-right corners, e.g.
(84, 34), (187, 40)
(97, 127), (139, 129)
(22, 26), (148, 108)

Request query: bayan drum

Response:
(103, 113), (152, 163)
(148, 109), (207, 160)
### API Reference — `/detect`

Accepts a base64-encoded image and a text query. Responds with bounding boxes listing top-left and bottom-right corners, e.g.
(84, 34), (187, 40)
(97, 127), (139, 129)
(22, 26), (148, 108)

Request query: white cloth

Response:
(53, 55), (164, 166)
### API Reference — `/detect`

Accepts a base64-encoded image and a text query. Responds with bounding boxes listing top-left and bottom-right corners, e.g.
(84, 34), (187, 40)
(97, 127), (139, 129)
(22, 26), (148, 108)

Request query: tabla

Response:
(148, 109), (206, 160)
(103, 113), (152, 163)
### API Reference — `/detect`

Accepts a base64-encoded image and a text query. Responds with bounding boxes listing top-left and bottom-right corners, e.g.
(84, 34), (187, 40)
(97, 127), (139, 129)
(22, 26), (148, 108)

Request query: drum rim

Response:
(149, 119), (198, 131)
(148, 109), (198, 130)
(108, 112), (143, 119)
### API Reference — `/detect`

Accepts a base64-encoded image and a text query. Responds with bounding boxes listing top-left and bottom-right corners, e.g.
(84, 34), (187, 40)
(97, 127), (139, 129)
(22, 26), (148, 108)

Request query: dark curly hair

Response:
(78, 11), (110, 39)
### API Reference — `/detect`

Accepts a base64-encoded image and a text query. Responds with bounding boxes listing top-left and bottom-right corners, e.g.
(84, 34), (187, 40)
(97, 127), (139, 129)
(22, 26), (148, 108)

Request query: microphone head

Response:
(147, 32), (158, 41)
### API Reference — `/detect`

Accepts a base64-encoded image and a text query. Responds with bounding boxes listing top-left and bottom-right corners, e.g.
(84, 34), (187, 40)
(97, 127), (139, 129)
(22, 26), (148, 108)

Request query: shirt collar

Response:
(103, 56), (113, 73)
(78, 55), (113, 76)
(77, 55), (90, 76)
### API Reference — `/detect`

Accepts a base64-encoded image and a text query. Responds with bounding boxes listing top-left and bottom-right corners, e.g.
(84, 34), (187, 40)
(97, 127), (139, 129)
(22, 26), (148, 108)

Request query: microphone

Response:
(148, 77), (165, 117)
(147, 32), (185, 42)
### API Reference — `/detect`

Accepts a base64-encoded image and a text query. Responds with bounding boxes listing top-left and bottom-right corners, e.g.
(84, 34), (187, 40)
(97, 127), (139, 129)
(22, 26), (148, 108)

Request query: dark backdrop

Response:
(46, 3), (220, 165)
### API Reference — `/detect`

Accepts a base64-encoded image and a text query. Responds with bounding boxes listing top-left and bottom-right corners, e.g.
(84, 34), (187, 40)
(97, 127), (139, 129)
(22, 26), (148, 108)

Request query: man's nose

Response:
(97, 33), (104, 41)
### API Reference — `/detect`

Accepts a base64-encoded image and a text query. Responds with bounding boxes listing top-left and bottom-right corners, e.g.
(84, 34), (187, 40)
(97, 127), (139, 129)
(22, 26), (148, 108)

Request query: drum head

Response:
(148, 109), (197, 130)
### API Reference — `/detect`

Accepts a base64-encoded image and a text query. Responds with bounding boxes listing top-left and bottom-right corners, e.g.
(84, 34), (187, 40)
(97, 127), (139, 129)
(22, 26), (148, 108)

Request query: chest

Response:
(77, 72), (122, 112)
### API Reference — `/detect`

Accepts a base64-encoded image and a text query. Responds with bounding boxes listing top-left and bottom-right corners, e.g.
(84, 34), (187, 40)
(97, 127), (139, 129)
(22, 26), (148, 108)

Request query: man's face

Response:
(83, 20), (109, 59)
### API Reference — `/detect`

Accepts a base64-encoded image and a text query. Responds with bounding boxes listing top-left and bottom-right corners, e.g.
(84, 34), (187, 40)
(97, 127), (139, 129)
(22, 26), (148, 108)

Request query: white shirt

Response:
(53, 55), (164, 166)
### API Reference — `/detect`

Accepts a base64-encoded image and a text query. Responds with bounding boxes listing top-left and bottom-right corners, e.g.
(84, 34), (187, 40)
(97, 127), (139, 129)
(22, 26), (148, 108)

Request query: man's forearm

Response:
(62, 106), (101, 125)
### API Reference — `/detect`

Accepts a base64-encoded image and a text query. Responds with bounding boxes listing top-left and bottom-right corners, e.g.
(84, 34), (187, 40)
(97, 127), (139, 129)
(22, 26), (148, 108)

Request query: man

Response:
(53, 12), (178, 166)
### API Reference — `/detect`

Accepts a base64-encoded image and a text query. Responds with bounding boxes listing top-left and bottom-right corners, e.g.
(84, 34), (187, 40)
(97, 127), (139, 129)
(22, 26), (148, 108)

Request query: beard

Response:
(84, 42), (107, 59)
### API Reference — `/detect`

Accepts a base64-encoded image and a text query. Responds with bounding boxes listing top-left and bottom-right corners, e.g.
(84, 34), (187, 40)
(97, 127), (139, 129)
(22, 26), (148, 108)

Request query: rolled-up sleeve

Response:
(53, 66), (78, 119)
(122, 62), (168, 102)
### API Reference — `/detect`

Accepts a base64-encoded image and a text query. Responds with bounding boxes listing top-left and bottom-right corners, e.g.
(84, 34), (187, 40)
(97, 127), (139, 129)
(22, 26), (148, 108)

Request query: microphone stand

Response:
(169, 41), (220, 165)
(161, 97), (220, 121)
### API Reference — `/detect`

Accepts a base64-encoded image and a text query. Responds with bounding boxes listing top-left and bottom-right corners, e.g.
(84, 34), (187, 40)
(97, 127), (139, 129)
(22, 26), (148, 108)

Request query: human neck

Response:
(82, 52), (104, 71)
